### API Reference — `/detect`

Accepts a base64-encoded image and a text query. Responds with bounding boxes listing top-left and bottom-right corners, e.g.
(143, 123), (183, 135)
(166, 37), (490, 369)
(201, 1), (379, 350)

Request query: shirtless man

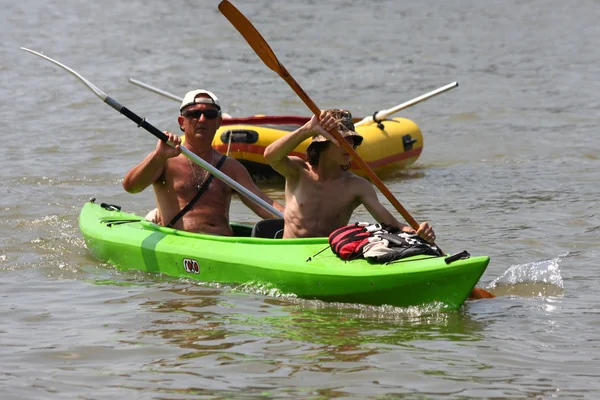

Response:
(122, 89), (284, 235)
(263, 109), (435, 241)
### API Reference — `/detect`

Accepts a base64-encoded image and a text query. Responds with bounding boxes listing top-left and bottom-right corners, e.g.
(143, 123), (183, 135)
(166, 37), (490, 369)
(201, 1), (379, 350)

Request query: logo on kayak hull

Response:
(183, 258), (200, 274)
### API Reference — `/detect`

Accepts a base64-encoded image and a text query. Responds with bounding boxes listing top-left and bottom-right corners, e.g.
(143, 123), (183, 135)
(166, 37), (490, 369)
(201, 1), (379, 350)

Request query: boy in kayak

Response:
(263, 109), (435, 241)
(123, 89), (284, 235)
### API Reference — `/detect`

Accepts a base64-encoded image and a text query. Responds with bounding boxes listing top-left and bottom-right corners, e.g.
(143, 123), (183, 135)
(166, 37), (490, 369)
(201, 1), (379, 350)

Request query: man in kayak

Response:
(263, 109), (435, 241)
(123, 89), (284, 235)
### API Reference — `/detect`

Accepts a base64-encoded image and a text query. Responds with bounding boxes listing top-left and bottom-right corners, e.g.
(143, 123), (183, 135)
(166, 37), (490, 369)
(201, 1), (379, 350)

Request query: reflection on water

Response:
(491, 282), (565, 297)
(136, 286), (488, 367)
(231, 300), (488, 346)
(376, 168), (427, 182)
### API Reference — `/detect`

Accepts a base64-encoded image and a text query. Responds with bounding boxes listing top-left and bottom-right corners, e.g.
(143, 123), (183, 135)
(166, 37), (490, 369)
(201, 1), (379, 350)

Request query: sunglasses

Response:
(182, 109), (221, 120)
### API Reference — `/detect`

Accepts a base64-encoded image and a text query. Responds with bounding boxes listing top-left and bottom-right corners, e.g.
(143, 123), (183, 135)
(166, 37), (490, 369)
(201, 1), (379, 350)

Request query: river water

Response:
(1, 0), (599, 398)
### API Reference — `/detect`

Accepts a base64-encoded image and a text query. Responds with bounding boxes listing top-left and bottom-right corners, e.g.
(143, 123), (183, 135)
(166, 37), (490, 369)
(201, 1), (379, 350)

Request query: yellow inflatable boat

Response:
(212, 115), (423, 178)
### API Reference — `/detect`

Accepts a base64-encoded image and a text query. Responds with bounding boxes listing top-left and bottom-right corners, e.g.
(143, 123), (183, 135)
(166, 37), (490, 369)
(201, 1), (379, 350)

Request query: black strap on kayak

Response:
(384, 254), (440, 265)
(97, 201), (142, 227)
(100, 202), (122, 211)
(166, 155), (228, 228)
(444, 250), (470, 264)
(102, 219), (142, 227)
(372, 111), (385, 130)
(306, 245), (331, 262)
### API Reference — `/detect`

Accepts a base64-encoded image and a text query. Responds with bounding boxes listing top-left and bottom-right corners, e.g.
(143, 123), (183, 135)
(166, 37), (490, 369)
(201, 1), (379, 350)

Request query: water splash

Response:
(231, 281), (450, 318)
(488, 254), (565, 297)
(233, 281), (297, 299)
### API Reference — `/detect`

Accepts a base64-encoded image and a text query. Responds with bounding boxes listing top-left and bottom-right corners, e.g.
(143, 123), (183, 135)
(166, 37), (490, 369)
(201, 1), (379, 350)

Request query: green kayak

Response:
(79, 199), (490, 310)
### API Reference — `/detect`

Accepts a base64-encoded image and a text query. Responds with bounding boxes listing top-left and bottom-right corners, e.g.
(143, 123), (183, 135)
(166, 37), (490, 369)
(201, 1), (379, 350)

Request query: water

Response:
(2, 0), (599, 398)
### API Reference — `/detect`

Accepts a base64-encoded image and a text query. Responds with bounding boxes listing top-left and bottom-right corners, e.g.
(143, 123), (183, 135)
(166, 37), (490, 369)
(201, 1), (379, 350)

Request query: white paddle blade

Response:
(21, 47), (108, 101)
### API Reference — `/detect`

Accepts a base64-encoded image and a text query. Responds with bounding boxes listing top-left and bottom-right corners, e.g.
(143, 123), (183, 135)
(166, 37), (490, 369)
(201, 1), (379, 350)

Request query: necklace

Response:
(188, 151), (214, 190)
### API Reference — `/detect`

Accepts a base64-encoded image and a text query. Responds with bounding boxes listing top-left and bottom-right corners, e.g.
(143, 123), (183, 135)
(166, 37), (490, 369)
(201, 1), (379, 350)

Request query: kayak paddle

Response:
(217, 1), (495, 299)
(20, 47), (283, 219)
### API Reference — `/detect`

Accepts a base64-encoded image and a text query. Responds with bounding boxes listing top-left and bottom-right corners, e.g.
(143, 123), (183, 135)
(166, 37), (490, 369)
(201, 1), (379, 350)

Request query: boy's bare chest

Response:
(295, 177), (355, 208)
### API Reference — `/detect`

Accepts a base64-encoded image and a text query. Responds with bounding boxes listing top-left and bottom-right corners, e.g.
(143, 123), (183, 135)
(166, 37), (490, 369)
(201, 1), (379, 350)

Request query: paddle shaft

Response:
(21, 47), (283, 219)
(129, 78), (183, 102)
(355, 81), (458, 127)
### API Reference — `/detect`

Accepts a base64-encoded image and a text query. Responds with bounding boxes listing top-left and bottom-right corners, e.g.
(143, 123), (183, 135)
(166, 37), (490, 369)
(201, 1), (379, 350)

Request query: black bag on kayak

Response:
(329, 222), (442, 262)
(363, 224), (442, 263)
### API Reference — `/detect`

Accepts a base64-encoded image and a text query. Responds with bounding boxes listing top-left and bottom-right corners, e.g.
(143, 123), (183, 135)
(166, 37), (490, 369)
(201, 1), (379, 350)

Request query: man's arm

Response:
(357, 179), (436, 243)
(122, 132), (181, 193)
(232, 160), (285, 219)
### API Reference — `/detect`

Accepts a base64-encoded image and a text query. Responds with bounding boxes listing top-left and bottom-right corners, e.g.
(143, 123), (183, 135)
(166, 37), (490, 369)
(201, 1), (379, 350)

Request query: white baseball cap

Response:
(180, 89), (221, 112)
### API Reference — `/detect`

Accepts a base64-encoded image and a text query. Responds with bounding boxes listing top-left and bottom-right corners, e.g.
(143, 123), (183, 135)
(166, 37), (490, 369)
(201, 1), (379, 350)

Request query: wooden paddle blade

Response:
(219, 1), (321, 117)
(218, 1), (284, 75)
(468, 287), (496, 299)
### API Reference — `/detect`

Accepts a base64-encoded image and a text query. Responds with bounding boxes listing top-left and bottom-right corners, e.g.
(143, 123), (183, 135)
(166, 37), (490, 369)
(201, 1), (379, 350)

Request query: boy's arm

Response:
(358, 180), (436, 243)
(263, 113), (340, 178)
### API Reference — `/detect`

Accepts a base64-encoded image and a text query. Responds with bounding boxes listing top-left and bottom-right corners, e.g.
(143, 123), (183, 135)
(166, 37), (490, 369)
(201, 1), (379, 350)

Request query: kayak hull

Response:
(79, 201), (489, 310)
